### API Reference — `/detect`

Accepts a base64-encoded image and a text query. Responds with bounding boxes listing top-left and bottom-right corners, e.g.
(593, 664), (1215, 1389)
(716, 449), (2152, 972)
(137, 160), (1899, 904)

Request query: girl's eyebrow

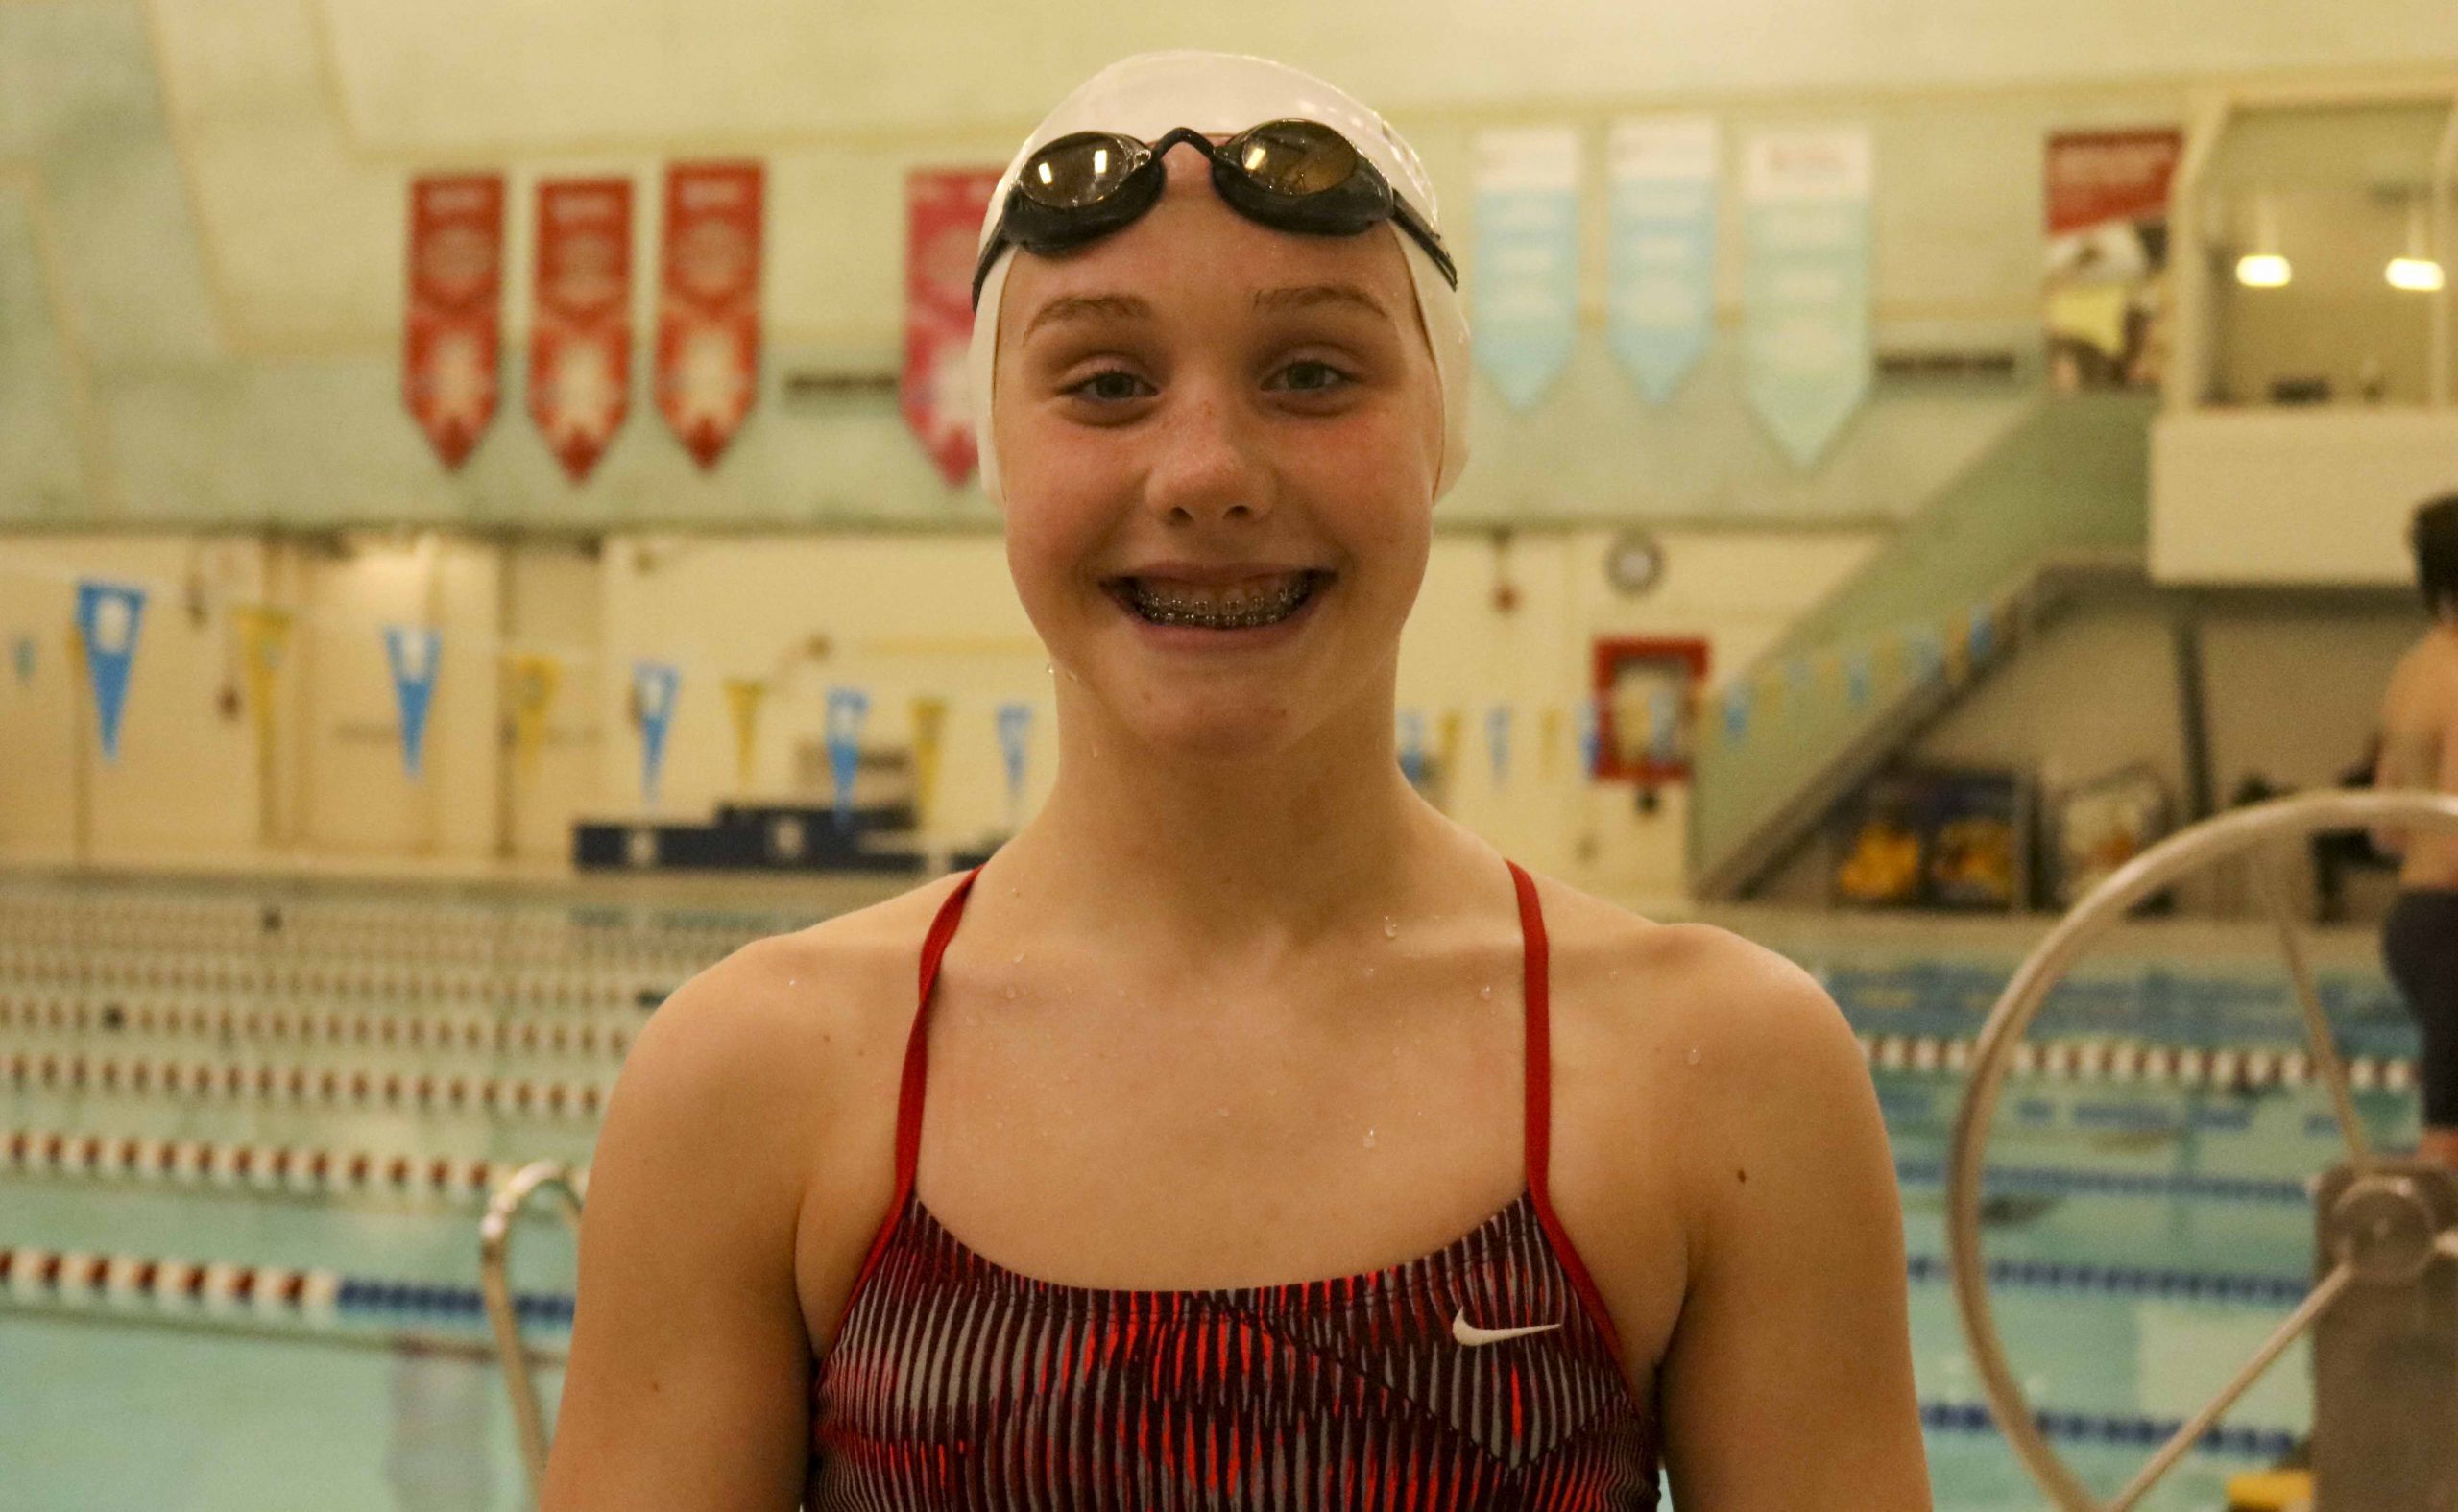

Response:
(1022, 293), (1153, 342)
(1253, 283), (1389, 320)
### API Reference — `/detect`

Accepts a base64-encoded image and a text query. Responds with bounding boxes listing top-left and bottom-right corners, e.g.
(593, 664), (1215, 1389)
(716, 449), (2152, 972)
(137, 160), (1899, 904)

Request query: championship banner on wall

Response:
(1606, 117), (1720, 404)
(1742, 130), (1873, 468)
(904, 168), (1004, 487)
(656, 162), (763, 468)
(403, 175), (505, 470)
(530, 179), (635, 483)
(1470, 127), (1582, 411)
(2044, 129), (2181, 392)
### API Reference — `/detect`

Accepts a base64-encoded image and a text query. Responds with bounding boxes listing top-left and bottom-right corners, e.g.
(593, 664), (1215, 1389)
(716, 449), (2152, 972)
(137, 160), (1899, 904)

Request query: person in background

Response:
(2374, 493), (2458, 1171)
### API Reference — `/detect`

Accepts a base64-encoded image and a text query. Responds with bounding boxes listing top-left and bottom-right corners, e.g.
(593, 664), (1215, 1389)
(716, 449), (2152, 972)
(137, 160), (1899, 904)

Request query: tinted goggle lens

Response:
(1228, 120), (1361, 196)
(1019, 132), (1149, 210)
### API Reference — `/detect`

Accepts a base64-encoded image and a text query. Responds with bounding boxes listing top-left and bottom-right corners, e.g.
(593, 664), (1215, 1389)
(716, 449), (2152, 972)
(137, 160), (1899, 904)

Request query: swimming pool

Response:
(1, 878), (2424, 1510)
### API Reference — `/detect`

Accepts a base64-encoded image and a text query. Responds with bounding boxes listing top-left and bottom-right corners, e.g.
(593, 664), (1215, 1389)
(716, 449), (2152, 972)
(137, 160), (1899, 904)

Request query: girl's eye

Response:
(1273, 360), (1354, 395)
(1065, 370), (1152, 403)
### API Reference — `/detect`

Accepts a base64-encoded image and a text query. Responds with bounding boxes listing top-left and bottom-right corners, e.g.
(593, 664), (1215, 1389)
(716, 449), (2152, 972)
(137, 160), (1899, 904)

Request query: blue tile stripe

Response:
(1906, 1252), (2311, 1306)
(1893, 1158), (2311, 1207)
(1917, 1397), (2297, 1461)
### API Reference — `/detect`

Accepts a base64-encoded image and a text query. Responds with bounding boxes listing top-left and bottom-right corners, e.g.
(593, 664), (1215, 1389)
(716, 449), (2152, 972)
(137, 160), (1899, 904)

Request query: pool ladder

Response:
(1949, 790), (2458, 1511)
(480, 1160), (586, 1509)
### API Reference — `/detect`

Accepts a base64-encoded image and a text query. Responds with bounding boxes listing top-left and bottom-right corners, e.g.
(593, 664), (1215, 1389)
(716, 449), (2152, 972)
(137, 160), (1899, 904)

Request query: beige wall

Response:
(0, 526), (1879, 895)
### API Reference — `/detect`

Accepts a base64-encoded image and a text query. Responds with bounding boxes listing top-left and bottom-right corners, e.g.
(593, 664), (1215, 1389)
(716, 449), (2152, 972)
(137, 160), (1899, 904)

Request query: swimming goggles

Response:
(972, 120), (1458, 307)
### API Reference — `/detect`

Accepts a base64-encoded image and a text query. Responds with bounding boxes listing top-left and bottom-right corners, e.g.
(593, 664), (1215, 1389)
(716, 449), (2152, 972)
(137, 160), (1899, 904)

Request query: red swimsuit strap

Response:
(849, 865), (981, 1296)
(1508, 857), (1629, 1366)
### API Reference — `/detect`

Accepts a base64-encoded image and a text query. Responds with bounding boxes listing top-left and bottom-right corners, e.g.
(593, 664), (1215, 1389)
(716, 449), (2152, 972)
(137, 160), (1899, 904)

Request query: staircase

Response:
(1688, 391), (2158, 900)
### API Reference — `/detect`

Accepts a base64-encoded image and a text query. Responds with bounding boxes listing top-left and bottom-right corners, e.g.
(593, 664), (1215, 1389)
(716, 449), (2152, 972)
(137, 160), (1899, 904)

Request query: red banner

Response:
(656, 162), (763, 469)
(403, 175), (504, 469)
(904, 168), (1004, 487)
(530, 179), (634, 483)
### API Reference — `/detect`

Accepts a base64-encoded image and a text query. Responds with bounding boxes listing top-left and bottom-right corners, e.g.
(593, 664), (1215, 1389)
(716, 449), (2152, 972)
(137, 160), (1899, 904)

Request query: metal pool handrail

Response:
(1946, 789), (2458, 1512)
(480, 1159), (587, 1509)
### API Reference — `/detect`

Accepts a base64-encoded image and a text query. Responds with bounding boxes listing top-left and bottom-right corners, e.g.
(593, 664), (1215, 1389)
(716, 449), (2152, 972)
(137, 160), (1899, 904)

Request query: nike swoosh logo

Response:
(1452, 1308), (1564, 1347)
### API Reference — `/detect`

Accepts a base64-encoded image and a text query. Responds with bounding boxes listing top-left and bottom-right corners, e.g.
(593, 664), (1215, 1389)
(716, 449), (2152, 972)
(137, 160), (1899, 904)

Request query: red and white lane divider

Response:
(0, 997), (634, 1058)
(3, 1127), (581, 1205)
(2, 1052), (608, 1120)
(0, 1244), (343, 1317)
(1855, 1032), (2417, 1093)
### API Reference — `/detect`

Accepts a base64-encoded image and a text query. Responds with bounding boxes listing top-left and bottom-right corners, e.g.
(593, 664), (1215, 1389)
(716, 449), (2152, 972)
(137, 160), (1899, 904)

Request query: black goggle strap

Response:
(972, 123), (1458, 305)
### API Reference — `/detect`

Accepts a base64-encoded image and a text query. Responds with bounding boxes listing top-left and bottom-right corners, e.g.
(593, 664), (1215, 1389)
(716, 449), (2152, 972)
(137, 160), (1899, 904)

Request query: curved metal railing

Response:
(480, 1160), (587, 1509)
(1947, 789), (2458, 1511)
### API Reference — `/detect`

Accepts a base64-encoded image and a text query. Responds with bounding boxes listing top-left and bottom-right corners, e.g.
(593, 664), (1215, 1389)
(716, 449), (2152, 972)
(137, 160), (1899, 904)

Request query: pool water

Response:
(0, 887), (2431, 1510)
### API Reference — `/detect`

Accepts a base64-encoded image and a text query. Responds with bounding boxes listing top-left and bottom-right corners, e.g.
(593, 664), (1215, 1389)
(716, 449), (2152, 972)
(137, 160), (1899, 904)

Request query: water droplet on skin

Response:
(1382, 918), (1398, 939)
(1479, 985), (1492, 1001)
(1362, 965), (1376, 978)
(1012, 952), (1024, 964)
(1362, 1127), (1378, 1149)
(1004, 986), (1018, 1000)
(1687, 1045), (1701, 1066)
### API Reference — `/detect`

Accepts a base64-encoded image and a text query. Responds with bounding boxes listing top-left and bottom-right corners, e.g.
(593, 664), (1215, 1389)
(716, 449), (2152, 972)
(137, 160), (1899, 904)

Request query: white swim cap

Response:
(968, 51), (1472, 507)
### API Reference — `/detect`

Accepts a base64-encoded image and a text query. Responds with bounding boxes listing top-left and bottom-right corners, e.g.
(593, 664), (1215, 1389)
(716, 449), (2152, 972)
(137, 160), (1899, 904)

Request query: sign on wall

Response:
(403, 175), (505, 470)
(2043, 129), (2181, 392)
(656, 162), (764, 468)
(530, 179), (635, 483)
(1471, 127), (1583, 411)
(1742, 130), (1874, 468)
(1606, 117), (1720, 404)
(904, 169), (1004, 487)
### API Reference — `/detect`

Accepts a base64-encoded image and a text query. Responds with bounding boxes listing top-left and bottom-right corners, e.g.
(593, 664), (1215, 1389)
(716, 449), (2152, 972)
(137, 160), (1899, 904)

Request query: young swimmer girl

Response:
(545, 52), (1930, 1510)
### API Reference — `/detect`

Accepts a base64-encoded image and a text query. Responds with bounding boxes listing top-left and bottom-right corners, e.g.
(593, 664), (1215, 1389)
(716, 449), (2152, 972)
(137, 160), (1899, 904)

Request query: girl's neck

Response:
(986, 715), (1468, 965)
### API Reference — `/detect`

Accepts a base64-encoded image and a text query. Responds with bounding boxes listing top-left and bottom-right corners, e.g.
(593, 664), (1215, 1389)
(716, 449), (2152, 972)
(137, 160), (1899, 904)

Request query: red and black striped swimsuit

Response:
(808, 860), (1662, 1509)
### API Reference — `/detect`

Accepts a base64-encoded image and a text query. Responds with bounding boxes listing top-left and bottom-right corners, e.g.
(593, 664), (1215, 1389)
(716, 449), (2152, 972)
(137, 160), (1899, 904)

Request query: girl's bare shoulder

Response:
(608, 874), (970, 1155)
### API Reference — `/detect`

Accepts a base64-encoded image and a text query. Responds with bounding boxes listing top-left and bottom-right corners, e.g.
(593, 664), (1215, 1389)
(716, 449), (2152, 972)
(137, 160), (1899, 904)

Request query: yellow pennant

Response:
(908, 696), (948, 830)
(1539, 707), (1563, 772)
(504, 652), (562, 775)
(723, 678), (767, 791)
(1436, 708), (1463, 789)
(230, 607), (293, 748)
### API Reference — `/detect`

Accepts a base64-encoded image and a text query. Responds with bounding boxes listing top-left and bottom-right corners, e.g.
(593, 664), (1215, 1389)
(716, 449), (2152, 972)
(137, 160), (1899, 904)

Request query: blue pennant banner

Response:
(1645, 686), (1681, 765)
(1606, 116), (1720, 404)
(1396, 708), (1428, 786)
(1722, 684), (1755, 742)
(1845, 647), (1874, 709)
(825, 686), (870, 828)
(1969, 604), (1998, 662)
(12, 634), (36, 688)
(1471, 127), (1582, 411)
(1742, 130), (1873, 468)
(381, 626), (442, 781)
(74, 580), (147, 764)
(995, 701), (1032, 826)
(1574, 697), (1600, 780)
(1485, 705), (1512, 786)
(633, 660), (682, 809)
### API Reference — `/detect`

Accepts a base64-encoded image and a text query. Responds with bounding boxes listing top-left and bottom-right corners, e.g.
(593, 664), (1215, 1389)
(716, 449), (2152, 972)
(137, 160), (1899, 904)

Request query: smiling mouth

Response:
(1106, 571), (1331, 631)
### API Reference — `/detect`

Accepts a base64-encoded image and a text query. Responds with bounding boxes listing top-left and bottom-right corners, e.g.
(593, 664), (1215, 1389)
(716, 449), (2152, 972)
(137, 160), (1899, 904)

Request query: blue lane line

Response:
(1906, 1253), (2311, 1306)
(335, 1278), (572, 1328)
(1918, 1398), (2298, 1461)
(1894, 1159), (2311, 1207)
